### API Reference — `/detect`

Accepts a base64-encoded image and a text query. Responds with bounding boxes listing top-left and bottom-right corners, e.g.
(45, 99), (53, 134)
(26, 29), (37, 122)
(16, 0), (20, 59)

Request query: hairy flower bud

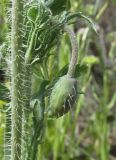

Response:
(48, 75), (77, 118)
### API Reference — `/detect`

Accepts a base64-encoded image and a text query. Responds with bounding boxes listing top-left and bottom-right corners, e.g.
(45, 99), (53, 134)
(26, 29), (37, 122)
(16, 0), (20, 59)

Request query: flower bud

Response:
(48, 75), (77, 118)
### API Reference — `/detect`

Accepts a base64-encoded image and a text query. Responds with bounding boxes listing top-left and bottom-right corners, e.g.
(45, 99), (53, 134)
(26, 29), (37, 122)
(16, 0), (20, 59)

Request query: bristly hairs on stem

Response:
(10, 1), (24, 160)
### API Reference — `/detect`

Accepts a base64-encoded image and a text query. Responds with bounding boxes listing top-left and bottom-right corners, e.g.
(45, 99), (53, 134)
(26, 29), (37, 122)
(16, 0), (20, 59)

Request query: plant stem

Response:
(31, 122), (43, 160)
(10, 1), (24, 160)
(30, 101), (44, 160)
(64, 25), (78, 77)
(21, 64), (31, 160)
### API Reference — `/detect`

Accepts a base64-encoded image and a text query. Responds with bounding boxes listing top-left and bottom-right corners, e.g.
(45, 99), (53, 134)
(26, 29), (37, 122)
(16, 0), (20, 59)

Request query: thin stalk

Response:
(10, 1), (24, 160)
(30, 100), (44, 160)
(64, 25), (78, 77)
(30, 121), (43, 160)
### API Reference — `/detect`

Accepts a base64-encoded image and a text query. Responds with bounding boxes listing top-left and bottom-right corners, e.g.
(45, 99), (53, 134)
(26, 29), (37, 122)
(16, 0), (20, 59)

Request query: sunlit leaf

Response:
(82, 55), (99, 65)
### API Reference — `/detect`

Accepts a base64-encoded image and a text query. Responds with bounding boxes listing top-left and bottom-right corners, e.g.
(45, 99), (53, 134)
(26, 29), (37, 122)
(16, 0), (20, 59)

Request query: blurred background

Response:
(0, 0), (116, 160)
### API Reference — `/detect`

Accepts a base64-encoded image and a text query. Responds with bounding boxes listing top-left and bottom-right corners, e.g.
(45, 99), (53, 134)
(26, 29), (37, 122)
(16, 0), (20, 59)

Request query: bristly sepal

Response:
(48, 75), (77, 118)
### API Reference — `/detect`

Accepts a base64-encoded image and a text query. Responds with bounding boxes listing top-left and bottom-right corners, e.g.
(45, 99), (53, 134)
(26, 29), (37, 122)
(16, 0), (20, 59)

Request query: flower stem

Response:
(64, 25), (78, 77)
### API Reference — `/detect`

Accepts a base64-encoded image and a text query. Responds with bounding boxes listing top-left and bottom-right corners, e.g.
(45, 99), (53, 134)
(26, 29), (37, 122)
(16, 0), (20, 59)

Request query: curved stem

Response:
(64, 25), (78, 77)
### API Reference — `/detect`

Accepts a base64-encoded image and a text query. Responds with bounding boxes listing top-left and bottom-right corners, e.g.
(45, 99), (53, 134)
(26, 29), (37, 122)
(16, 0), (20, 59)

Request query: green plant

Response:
(48, 25), (78, 118)
(0, 0), (98, 160)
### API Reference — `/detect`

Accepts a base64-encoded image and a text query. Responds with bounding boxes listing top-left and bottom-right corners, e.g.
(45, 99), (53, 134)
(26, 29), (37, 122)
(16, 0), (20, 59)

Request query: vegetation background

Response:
(0, 0), (116, 160)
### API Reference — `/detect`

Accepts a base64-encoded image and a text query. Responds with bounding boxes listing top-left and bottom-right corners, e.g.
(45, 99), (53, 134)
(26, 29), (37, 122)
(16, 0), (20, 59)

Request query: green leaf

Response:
(58, 64), (68, 77)
(31, 99), (42, 122)
(27, 6), (38, 22)
(108, 93), (116, 109)
(32, 80), (50, 99)
(74, 64), (88, 77)
(67, 12), (98, 34)
(46, 0), (71, 15)
(82, 55), (99, 65)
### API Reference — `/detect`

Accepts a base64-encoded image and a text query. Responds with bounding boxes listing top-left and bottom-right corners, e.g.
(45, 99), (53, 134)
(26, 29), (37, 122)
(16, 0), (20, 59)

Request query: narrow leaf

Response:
(67, 12), (98, 34)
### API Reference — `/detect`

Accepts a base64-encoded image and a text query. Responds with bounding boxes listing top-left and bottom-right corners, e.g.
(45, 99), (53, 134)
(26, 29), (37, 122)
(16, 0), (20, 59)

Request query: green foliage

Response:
(82, 55), (100, 65)
(0, 0), (116, 160)
(27, 6), (39, 22)
(46, 0), (71, 15)
(24, 1), (69, 63)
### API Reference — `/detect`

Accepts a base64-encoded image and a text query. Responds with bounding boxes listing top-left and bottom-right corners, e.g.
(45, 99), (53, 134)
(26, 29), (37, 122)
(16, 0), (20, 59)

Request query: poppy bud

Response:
(48, 75), (77, 118)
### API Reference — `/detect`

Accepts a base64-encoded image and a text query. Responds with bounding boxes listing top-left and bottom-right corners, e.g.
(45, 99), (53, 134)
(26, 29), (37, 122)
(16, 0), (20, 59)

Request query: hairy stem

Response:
(10, 1), (24, 160)
(21, 64), (31, 160)
(64, 25), (78, 77)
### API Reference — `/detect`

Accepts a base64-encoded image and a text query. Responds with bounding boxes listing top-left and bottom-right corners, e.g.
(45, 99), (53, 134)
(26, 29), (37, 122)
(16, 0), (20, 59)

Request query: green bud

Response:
(48, 75), (77, 118)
